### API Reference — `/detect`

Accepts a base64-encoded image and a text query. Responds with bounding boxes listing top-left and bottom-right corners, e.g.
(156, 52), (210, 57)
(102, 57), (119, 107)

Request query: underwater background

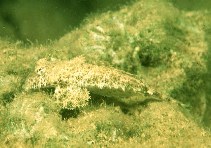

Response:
(0, 0), (211, 147)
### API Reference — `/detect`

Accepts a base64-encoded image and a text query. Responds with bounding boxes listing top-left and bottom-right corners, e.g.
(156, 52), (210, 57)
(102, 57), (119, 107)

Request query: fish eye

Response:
(36, 67), (46, 75)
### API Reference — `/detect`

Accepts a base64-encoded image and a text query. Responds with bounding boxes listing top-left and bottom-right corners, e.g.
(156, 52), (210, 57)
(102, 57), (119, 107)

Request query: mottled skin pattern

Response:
(24, 56), (162, 109)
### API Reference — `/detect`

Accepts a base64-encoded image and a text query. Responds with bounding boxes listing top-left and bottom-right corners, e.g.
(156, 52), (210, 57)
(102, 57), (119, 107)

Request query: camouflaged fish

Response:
(24, 56), (162, 109)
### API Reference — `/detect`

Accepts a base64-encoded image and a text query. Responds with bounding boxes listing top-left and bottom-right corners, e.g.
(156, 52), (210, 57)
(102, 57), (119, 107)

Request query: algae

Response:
(0, 0), (211, 147)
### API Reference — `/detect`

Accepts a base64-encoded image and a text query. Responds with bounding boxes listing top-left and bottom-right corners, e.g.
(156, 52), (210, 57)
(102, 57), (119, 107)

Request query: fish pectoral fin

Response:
(54, 85), (91, 109)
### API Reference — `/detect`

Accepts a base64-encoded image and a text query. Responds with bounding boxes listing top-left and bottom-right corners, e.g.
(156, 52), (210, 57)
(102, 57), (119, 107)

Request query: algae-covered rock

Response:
(0, 0), (210, 147)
